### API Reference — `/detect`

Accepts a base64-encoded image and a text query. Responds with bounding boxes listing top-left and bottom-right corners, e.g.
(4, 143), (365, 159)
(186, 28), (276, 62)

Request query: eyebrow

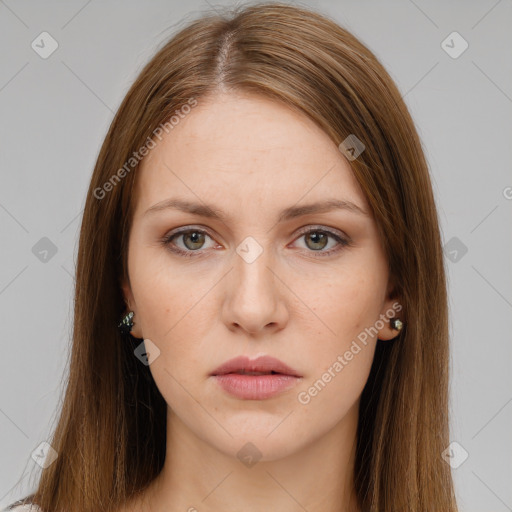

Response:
(144, 197), (370, 222)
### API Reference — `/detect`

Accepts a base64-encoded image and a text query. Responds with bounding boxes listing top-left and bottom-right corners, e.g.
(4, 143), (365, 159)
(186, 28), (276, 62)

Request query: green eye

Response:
(293, 227), (350, 257)
(162, 226), (350, 258)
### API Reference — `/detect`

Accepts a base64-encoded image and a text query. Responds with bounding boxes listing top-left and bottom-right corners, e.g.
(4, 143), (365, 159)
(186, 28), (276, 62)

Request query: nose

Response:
(222, 240), (289, 336)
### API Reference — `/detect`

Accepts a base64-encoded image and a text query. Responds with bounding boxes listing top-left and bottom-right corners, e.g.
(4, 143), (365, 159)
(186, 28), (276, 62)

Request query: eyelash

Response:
(160, 226), (351, 259)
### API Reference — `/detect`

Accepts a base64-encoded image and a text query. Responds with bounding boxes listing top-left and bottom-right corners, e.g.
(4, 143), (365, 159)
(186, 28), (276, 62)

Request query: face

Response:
(121, 91), (401, 461)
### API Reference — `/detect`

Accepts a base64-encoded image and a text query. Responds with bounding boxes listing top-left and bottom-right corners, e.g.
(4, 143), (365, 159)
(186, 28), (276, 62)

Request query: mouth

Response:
(210, 355), (302, 400)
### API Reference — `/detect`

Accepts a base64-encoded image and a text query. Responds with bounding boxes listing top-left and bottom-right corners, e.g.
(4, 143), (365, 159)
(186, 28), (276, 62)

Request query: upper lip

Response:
(210, 355), (302, 377)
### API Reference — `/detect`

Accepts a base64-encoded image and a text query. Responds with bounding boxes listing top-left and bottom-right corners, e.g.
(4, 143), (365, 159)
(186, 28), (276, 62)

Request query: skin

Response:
(119, 91), (402, 512)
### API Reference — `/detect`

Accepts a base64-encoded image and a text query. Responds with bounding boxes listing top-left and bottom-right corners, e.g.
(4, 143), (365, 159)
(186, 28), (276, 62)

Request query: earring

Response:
(390, 317), (404, 332)
(118, 311), (135, 334)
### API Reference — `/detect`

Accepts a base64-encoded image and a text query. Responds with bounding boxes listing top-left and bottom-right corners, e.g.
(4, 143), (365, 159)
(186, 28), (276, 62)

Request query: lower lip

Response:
(212, 373), (301, 400)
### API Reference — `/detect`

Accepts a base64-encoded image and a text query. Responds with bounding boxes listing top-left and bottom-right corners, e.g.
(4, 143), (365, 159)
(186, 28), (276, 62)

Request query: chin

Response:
(210, 427), (308, 464)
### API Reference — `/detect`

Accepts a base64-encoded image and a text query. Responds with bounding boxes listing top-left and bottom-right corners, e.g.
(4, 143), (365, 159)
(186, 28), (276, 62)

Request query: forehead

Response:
(134, 91), (369, 217)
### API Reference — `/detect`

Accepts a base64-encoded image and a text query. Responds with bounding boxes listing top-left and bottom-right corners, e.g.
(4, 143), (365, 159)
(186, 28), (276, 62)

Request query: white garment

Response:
(2, 505), (41, 512)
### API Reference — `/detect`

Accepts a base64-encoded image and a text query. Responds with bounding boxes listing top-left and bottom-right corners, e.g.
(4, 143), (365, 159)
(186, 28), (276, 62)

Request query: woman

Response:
(6, 2), (458, 511)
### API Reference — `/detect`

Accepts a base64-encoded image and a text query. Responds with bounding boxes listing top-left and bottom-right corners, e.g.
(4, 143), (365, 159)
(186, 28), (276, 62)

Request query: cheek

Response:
(128, 243), (214, 338)
(292, 260), (384, 399)
(126, 252), (217, 402)
(293, 272), (379, 420)
(298, 263), (382, 343)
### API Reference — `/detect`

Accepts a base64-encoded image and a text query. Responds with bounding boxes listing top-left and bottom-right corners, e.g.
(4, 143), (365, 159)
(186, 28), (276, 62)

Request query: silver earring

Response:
(390, 318), (403, 331)
(118, 311), (135, 334)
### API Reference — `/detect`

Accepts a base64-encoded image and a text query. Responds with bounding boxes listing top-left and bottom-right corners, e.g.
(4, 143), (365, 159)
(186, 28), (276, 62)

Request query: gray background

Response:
(0, 1), (511, 510)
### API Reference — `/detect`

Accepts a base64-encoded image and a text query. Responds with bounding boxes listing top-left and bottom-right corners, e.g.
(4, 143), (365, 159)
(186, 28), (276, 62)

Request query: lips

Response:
(210, 355), (302, 377)
(210, 355), (302, 400)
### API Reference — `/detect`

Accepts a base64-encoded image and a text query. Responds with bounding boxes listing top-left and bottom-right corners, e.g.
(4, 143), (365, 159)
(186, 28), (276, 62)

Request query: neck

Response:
(132, 401), (361, 512)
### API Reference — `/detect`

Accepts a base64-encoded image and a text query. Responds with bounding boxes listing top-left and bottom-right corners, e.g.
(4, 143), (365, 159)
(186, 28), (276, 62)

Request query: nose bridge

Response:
(223, 234), (286, 332)
(233, 234), (276, 297)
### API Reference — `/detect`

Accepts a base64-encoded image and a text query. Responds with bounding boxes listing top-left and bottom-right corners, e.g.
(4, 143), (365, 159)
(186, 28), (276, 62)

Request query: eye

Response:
(291, 226), (351, 257)
(161, 226), (351, 258)
(161, 228), (217, 258)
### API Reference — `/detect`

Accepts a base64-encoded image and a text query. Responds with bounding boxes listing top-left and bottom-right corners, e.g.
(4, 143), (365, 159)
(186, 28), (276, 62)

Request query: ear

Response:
(120, 276), (135, 311)
(377, 276), (405, 341)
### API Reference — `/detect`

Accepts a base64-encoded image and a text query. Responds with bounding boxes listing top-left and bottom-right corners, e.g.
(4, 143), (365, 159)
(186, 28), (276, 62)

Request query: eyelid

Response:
(294, 224), (347, 239)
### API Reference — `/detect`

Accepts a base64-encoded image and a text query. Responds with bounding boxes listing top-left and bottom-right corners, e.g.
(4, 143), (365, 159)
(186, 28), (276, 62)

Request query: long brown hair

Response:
(10, 3), (457, 511)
